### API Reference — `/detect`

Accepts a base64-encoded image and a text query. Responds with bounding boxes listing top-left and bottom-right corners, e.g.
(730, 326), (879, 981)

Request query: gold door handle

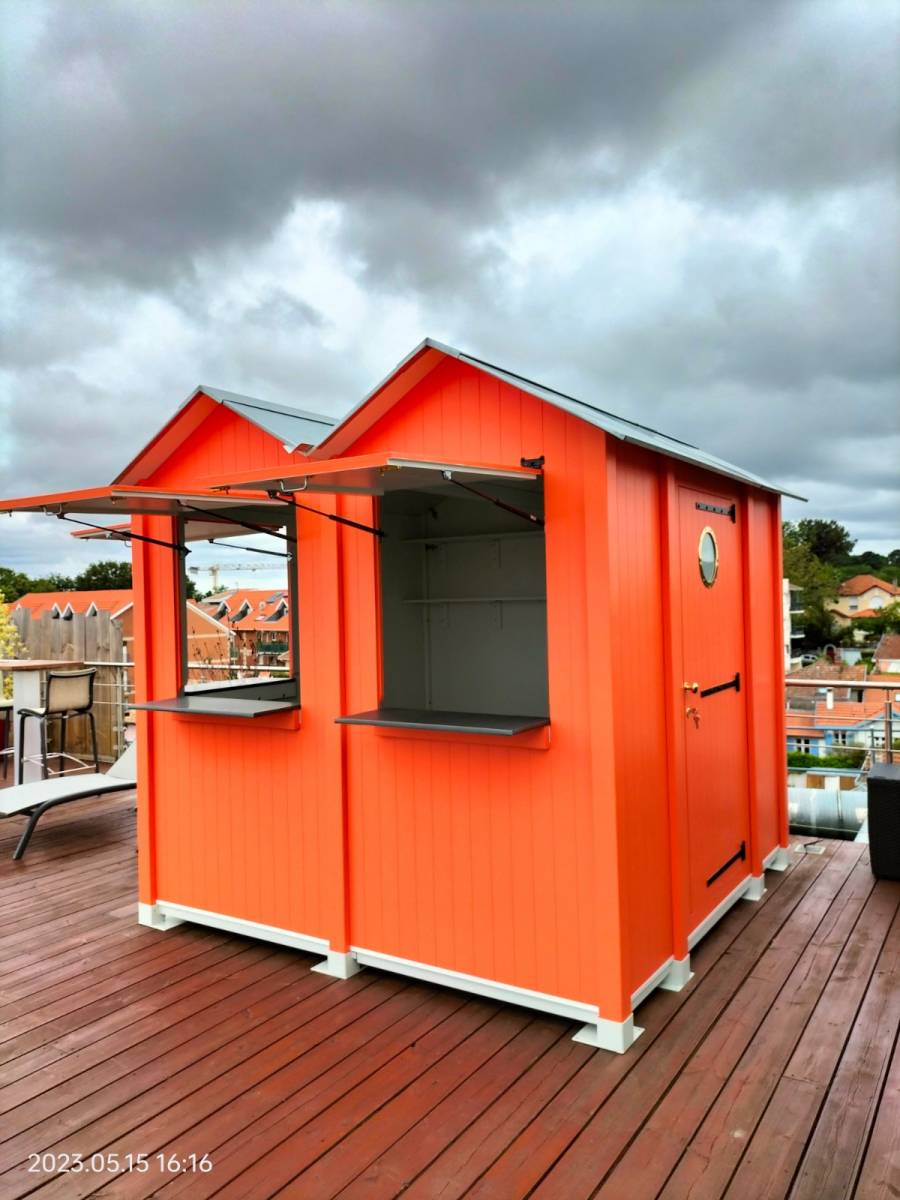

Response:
(683, 681), (700, 694)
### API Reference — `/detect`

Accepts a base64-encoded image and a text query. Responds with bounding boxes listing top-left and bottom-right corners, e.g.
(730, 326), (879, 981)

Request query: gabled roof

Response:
(12, 589), (133, 619)
(875, 633), (900, 660)
(199, 388), (335, 449)
(837, 575), (899, 597)
(115, 387), (335, 484)
(306, 338), (805, 500)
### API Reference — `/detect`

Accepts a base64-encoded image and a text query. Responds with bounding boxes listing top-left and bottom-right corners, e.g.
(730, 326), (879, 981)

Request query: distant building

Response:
(875, 632), (900, 673)
(829, 575), (899, 628)
(782, 580), (804, 672)
(12, 589), (133, 621)
(200, 588), (291, 672)
(11, 590), (233, 683)
(786, 696), (899, 758)
(785, 658), (868, 706)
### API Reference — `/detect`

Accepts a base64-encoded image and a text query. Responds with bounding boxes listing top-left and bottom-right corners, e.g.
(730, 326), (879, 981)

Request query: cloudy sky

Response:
(1, 0), (899, 586)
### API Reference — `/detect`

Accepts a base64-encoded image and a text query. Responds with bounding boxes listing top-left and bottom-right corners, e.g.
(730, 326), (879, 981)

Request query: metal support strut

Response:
(55, 515), (189, 555)
(269, 492), (385, 539)
(440, 472), (544, 527)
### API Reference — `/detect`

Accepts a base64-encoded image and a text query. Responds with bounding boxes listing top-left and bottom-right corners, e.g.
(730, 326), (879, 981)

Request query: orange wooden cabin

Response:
(1, 345), (798, 1052)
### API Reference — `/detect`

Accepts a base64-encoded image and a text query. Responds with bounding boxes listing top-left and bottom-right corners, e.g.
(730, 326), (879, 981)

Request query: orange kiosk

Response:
(1, 344), (796, 1052)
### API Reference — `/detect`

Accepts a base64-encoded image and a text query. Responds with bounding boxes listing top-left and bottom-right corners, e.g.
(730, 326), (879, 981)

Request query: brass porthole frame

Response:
(698, 525), (719, 588)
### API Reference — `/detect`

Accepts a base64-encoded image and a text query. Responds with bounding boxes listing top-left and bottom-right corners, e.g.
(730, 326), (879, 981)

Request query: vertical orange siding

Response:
(743, 491), (786, 861)
(607, 443), (675, 995)
(338, 358), (629, 1019)
(135, 403), (303, 488)
(132, 423), (347, 950)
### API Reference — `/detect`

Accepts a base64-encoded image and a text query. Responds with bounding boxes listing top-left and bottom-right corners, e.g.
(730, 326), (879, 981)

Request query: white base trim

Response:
(658, 955), (693, 992)
(573, 1015), (643, 1054)
(311, 950), (363, 979)
(147, 900), (330, 957)
(688, 875), (754, 950)
(351, 944), (614, 1032)
(745, 874), (766, 902)
(763, 845), (791, 872)
(138, 902), (184, 931)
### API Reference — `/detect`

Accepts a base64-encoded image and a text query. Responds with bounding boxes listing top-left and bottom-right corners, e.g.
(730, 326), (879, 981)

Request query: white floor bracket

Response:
(312, 950), (363, 979)
(658, 955), (693, 991)
(138, 902), (184, 931)
(573, 1014), (644, 1054)
(745, 874), (766, 901)
(763, 845), (792, 872)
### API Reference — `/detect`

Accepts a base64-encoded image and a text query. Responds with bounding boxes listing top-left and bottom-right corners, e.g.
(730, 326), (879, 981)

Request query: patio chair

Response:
(0, 741), (136, 860)
(17, 668), (100, 784)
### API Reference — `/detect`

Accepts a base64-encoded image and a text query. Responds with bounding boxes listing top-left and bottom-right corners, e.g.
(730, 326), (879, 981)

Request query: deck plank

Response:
(0, 794), (895, 1200)
(853, 1034), (900, 1200)
(788, 905), (900, 1200)
(722, 883), (900, 1200)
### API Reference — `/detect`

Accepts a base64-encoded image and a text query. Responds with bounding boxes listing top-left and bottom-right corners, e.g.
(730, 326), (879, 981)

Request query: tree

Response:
(0, 568), (31, 602)
(73, 561), (132, 590)
(801, 601), (839, 649)
(26, 573), (76, 593)
(855, 600), (900, 638)
(795, 519), (855, 564)
(782, 535), (840, 609)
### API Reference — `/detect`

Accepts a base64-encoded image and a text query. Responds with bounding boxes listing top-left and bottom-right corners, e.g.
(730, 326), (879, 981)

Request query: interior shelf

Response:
(401, 531), (544, 545)
(402, 596), (546, 605)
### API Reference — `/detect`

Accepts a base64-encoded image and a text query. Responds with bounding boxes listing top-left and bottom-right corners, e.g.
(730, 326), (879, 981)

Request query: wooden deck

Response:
(0, 788), (897, 1199)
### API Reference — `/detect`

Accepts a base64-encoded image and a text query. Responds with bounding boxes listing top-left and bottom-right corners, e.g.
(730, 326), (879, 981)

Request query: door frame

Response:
(659, 462), (762, 959)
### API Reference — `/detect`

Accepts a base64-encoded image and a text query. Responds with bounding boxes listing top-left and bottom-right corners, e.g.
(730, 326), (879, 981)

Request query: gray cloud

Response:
(1, 0), (898, 570)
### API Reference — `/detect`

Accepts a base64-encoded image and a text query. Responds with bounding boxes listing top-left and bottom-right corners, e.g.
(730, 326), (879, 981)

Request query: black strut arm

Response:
(55, 514), (189, 554)
(440, 472), (544, 527)
(182, 505), (296, 543)
(271, 493), (384, 539)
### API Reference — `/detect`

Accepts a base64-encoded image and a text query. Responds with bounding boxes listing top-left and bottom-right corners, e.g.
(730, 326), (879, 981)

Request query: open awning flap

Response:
(0, 484), (286, 518)
(212, 453), (541, 496)
(70, 518), (265, 543)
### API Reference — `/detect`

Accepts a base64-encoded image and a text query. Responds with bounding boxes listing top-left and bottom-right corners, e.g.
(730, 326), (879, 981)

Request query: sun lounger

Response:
(0, 742), (136, 860)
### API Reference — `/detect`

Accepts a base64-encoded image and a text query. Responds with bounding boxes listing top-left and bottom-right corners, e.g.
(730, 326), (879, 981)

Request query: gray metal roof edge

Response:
(196, 386), (335, 429)
(310, 337), (806, 500)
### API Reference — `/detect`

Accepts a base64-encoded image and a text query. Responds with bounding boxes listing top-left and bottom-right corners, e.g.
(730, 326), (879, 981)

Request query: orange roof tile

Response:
(813, 698), (896, 726)
(837, 575), (899, 597)
(875, 633), (900, 661)
(12, 589), (133, 618)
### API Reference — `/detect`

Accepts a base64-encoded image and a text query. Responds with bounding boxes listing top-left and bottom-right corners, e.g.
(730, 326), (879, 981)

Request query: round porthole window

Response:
(699, 527), (718, 587)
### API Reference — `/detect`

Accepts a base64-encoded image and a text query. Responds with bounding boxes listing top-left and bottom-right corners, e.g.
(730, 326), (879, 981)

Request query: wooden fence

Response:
(7, 610), (130, 762)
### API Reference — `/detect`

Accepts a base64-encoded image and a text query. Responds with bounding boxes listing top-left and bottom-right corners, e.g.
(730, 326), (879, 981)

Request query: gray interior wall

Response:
(379, 486), (549, 717)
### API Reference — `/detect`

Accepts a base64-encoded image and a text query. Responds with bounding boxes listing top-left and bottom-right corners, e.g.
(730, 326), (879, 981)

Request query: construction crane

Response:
(188, 562), (273, 593)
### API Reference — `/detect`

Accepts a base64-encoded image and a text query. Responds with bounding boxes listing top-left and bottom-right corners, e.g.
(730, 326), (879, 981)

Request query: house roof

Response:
(875, 632), (900, 661)
(813, 698), (899, 727)
(199, 588), (290, 633)
(785, 658), (867, 702)
(837, 575), (899, 597)
(305, 338), (806, 499)
(851, 608), (887, 620)
(787, 660), (866, 683)
(114, 387), (335, 484)
(12, 589), (133, 619)
(786, 713), (825, 737)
